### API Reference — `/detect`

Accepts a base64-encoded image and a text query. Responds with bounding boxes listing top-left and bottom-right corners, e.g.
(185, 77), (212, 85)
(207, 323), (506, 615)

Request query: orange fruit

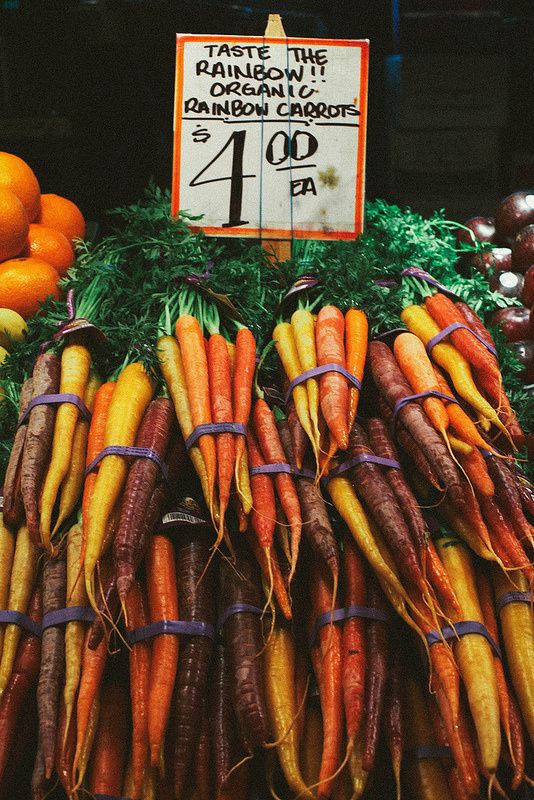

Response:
(22, 223), (75, 278)
(0, 257), (60, 319)
(37, 193), (85, 243)
(0, 187), (29, 260)
(0, 152), (41, 222)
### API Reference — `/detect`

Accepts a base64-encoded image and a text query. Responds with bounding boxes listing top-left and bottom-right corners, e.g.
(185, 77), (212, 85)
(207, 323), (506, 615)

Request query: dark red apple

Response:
(473, 247), (512, 277)
(522, 265), (534, 307)
(491, 306), (533, 342)
(512, 224), (534, 272)
(488, 271), (524, 298)
(457, 216), (496, 247)
(509, 340), (534, 383)
(495, 191), (534, 239)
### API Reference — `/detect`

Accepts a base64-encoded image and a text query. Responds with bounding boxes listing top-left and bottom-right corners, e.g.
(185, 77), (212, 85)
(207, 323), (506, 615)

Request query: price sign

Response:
(172, 34), (369, 240)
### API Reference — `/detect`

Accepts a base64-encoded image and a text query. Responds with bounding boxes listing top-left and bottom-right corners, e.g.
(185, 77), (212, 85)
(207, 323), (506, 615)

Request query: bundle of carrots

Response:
(0, 274), (533, 800)
(273, 305), (368, 472)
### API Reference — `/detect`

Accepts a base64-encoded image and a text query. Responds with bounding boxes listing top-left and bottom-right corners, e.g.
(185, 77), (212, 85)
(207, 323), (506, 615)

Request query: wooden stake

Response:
(262, 14), (292, 265)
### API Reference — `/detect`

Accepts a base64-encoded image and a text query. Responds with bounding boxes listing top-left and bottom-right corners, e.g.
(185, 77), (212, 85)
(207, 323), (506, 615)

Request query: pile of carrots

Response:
(0, 283), (532, 800)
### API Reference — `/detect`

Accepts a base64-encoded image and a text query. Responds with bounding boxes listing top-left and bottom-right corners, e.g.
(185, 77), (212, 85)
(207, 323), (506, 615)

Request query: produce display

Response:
(458, 191), (534, 385)
(0, 182), (532, 800)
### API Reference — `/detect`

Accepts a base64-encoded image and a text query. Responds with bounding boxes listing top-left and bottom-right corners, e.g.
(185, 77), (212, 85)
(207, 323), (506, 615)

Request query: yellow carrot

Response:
(0, 514), (15, 662)
(264, 625), (312, 798)
(493, 568), (534, 747)
(84, 362), (153, 611)
(53, 371), (102, 536)
(39, 337), (92, 550)
(291, 308), (321, 452)
(446, 434), (473, 457)
(300, 704), (323, 788)
(436, 535), (501, 772)
(401, 305), (510, 437)
(273, 322), (318, 463)
(158, 335), (213, 515)
(0, 524), (39, 693)
(63, 521), (88, 744)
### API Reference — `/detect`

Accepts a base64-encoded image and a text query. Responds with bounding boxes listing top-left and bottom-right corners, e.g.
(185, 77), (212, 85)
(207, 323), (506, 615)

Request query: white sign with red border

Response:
(172, 34), (369, 240)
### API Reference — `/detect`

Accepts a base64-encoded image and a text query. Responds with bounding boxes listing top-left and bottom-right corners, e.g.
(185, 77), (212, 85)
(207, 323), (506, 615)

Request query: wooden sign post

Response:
(172, 15), (369, 261)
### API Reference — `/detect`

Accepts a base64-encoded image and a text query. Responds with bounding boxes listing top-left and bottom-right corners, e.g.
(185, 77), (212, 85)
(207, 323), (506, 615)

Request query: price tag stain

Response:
(318, 166), (340, 188)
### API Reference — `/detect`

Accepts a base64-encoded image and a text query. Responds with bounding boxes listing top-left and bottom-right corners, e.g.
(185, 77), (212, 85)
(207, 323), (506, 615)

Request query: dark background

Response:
(0, 0), (533, 227)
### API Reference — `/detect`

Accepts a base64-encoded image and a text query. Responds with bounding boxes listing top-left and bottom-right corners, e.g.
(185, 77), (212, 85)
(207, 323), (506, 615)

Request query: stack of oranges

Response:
(0, 151), (86, 324)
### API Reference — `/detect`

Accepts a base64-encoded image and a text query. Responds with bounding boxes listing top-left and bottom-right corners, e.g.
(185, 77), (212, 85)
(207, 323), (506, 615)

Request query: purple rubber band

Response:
(217, 603), (264, 632)
(392, 390), (458, 422)
(85, 446), (168, 481)
(426, 321), (498, 357)
(325, 453), (401, 482)
(42, 606), (96, 630)
(39, 289), (107, 352)
(18, 393), (92, 428)
(400, 268), (459, 300)
(285, 363), (362, 405)
(126, 618), (215, 645)
(250, 462), (316, 480)
(411, 745), (452, 760)
(310, 604), (389, 647)
(496, 591), (533, 614)
(0, 610), (41, 638)
(480, 449), (494, 460)
(185, 422), (247, 451)
(278, 275), (320, 310)
(426, 620), (501, 659)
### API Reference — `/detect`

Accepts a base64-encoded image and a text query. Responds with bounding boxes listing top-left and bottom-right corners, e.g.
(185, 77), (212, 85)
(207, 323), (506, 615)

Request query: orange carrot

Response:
(253, 400), (302, 581)
(208, 333), (235, 538)
(125, 581), (151, 799)
(175, 314), (216, 513)
(310, 561), (343, 799)
(147, 535), (179, 766)
(316, 306), (349, 450)
(88, 681), (129, 796)
(345, 308), (368, 433)
(393, 332), (449, 436)
(458, 448), (494, 497)
(73, 631), (107, 786)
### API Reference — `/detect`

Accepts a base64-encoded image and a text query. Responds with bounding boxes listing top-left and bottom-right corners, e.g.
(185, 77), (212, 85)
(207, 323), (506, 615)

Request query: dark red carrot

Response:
(37, 553), (66, 778)
(383, 648), (403, 800)
(88, 680), (129, 796)
(253, 399), (302, 580)
(277, 415), (339, 582)
(125, 581), (150, 800)
(114, 398), (174, 604)
(516, 475), (534, 520)
(348, 422), (425, 590)
(362, 573), (389, 773)
(173, 529), (215, 798)
(195, 698), (213, 800)
(369, 341), (464, 506)
(365, 417), (428, 554)
(428, 694), (475, 800)
(208, 333), (235, 535)
(209, 642), (248, 796)
(115, 431), (186, 605)
(485, 455), (533, 545)
(284, 378), (308, 470)
(342, 532), (366, 741)
(2, 377), (33, 528)
(220, 543), (270, 749)
(31, 735), (47, 800)
(0, 585), (42, 780)
(454, 301), (496, 350)
(378, 395), (442, 490)
(20, 353), (60, 542)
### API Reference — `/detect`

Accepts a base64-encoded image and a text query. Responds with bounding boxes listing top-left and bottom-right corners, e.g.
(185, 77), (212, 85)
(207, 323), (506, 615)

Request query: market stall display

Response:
(0, 180), (532, 800)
